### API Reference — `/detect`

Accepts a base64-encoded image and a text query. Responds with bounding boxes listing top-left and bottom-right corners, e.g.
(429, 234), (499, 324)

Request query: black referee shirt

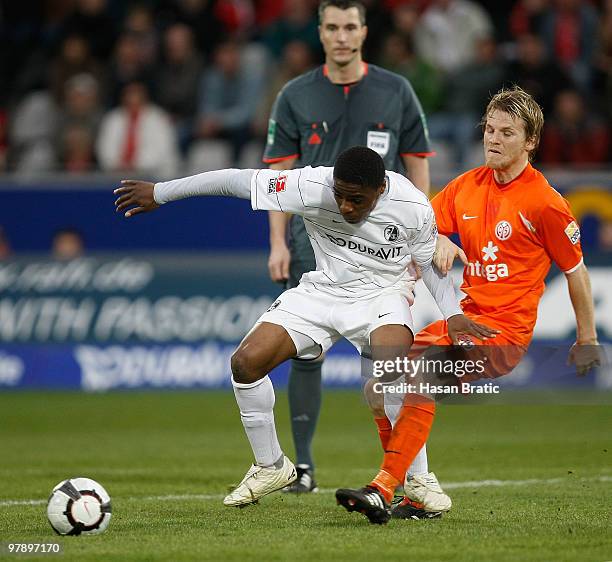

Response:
(263, 62), (433, 172)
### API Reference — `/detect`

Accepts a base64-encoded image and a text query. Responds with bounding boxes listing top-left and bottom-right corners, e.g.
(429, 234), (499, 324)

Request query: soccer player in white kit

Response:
(114, 146), (496, 515)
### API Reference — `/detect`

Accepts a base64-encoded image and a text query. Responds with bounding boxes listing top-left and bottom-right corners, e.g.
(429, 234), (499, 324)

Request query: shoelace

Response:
(419, 475), (442, 492)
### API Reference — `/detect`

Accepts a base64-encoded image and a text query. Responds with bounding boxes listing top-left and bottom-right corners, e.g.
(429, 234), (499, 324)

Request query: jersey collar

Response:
(322, 61), (369, 85)
(492, 162), (535, 190)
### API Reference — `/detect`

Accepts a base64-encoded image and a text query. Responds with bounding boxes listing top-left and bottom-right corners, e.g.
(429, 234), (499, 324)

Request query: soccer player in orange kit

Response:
(336, 86), (603, 524)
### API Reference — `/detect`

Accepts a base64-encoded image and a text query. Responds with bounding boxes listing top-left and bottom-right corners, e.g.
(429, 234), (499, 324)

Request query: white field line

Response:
(1, 475), (611, 508)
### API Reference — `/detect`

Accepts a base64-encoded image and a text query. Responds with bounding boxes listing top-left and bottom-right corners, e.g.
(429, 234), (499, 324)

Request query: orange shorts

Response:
(411, 313), (527, 382)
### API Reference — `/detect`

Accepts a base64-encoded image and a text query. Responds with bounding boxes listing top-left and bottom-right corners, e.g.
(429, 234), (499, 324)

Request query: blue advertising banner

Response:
(0, 255), (610, 390)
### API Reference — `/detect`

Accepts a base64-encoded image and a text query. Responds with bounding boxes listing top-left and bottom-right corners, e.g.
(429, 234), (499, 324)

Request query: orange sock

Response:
(374, 416), (392, 451)
(369, 398), (435, 503)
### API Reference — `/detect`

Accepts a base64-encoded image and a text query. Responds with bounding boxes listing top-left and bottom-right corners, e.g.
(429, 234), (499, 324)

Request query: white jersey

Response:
(250, 166), (437, 299)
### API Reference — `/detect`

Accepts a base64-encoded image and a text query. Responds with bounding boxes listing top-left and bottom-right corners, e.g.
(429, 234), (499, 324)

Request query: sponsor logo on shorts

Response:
(495, 220), (512, 241)
(564, 221), (580, 245)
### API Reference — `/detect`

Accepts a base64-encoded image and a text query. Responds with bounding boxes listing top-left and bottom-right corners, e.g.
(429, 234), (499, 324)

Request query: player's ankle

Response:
(369, 470), (399, 503)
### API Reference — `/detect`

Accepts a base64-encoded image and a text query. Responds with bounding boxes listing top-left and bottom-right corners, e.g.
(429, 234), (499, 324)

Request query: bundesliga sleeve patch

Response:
(564, 221), (581, 245)
(268, 174), (287, 194)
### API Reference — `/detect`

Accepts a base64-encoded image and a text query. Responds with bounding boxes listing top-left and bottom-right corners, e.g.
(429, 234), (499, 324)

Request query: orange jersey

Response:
(432, 164), (583, 346)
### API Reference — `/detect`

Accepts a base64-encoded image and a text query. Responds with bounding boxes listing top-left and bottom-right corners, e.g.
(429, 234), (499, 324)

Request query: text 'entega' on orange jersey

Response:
(431, 163), (583, 347)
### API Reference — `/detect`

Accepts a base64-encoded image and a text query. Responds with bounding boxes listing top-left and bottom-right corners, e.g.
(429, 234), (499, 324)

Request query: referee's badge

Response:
(367, 131), (390, 157)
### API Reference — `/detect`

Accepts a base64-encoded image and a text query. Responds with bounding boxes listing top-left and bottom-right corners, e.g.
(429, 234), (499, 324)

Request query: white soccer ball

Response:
(46, 477), (112, 536)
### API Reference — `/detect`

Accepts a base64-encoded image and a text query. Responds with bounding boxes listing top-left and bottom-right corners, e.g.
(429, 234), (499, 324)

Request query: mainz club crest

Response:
(495, 220), (512, 241)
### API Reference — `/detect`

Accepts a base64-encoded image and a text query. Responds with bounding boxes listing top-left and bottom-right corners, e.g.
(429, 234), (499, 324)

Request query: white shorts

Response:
(256, 284), (414, 359)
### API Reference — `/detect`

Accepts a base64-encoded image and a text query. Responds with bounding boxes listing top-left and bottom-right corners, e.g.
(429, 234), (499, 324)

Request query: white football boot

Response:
(223, 456), (297, 507)
(404, 472), (452, 513)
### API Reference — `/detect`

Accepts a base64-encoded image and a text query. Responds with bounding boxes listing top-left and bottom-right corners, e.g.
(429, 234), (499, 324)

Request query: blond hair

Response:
(481, 86), (544, 161)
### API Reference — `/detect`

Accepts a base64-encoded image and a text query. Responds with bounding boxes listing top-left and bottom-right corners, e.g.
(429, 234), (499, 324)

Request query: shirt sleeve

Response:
(430, 180), (459, 235)
(397, 78), (433, 155)
(536, 195), (584, 273)
(251, 167), (333, 218)
(408, 204), (438, 267)
(262, 87), (301, 163)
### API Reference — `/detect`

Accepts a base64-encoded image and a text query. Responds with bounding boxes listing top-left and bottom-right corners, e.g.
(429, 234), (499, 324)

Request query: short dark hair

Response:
(318, 0), (366, 25)
(333, 146), (385, 190)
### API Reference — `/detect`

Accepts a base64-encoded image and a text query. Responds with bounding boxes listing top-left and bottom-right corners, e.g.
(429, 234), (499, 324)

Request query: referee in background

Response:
(263, 0), (433, 493)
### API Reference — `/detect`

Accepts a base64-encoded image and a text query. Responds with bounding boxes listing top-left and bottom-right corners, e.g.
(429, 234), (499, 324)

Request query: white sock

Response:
(407, 444), (428, 476)
(384, 400), (429, 477)
(232, 375), (283, 467)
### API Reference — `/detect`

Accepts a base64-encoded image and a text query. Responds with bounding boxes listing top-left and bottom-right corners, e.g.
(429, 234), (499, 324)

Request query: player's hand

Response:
(447, 314), (500, 344)
(114, 180), (159, 218)
(434, 235), (468, 274)
(268, 242), (291, 283)
(567, 341), (603, 377)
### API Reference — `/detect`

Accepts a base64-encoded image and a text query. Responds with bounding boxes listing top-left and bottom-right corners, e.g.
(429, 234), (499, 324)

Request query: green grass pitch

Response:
(0, 390), (610, 561)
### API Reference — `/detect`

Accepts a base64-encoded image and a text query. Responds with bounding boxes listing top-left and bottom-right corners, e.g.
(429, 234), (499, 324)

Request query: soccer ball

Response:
(46, 477), (112, 536)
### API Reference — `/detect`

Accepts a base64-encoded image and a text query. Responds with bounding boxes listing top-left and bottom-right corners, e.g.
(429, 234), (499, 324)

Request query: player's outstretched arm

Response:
(114, 169), (255, 218)
(433, 234), (468, 274)
(114, 180), (159, 217)
(565, 263), (603, 376)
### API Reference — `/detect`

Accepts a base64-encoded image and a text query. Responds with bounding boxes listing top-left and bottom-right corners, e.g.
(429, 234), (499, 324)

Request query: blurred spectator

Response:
(599, 220), (612, 251)
(96, 81), (180, 178)
(57, 73), (103, 138)
(52, 228), (85, 260)
(428, 36), (506, 166)
(108, 33), (155, 105)
(0, 226), (12, 260)
(0, 111), (7, 172)
(155, 24), (204, 150)
(0, 2), (49, 106)
(509, 0), (550, 38)
(48, 34), (107, 105)
(254, 40), (315, 137)
(414, 0), (494, 75)
(254, 0), (285, 28)
(214, 0), (257, 38)
(123, 4), (159, 68)
(60, 124), (98, 173)
(55, 73), (103, 172)
(389, 2), (421, 42)
(59, 0), (117, 60)
(377, 33), (444, 115)
(359, 0), (394, 61)
(593, 0), (612, 119)
(156, 0), (225, 57)
(538, 89), (610, 165)
(262, 0), (321, 60)
(196, 40), (267, 162)
(9, 92), (59, 173)
(506, 33), (571, 115)
(540, 0), (598, 91)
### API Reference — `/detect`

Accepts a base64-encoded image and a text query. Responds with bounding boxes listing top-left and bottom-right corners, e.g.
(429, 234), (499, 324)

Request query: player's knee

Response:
(364, 378), (385, 417)
(230, 348), (264, 384)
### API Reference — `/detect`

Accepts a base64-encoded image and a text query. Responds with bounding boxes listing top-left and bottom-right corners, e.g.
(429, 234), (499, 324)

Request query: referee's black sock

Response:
(288, 357), (323, 472)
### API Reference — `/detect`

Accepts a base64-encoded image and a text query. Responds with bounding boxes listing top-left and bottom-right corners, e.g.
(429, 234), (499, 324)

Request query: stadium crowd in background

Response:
(0, 0), (611, 177)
